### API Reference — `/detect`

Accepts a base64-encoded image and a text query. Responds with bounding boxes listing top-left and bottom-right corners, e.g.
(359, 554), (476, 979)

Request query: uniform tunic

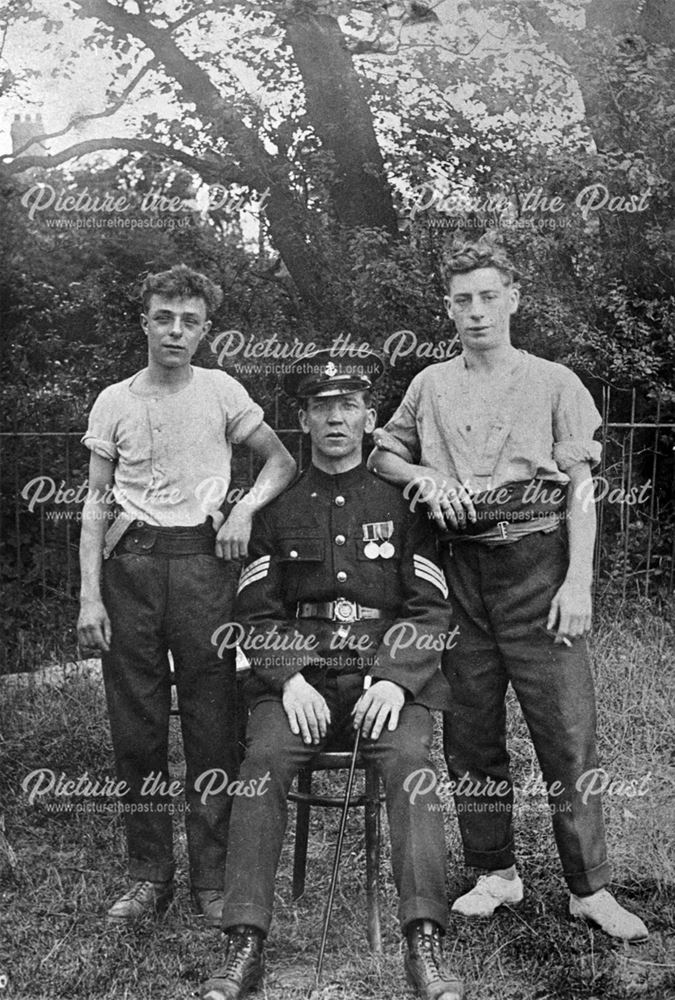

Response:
(221, 462), (452, 934)
(235, 462), (453, 709)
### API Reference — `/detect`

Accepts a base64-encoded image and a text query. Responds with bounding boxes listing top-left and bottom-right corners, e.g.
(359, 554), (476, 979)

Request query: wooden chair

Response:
(288, 750), (384, 953)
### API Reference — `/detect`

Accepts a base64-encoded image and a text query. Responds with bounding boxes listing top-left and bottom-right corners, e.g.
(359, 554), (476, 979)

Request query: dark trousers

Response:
(440, 527), (610, 896)
(221, 675), (448, 934)
(102, 550), (239, 888)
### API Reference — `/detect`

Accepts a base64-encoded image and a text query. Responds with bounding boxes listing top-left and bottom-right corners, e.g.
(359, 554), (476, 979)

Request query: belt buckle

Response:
(333, 598), (357, 623)
(496, 521), (509, 541)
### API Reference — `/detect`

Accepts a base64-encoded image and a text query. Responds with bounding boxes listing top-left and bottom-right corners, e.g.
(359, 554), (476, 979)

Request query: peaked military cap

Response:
(283, 348), (384, 398)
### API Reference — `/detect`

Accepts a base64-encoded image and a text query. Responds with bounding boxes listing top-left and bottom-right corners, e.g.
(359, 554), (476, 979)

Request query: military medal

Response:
(362, 522), (380, 559)
(377, 521), (395, 559)
(362, 521), (395, 559)
(362, 522), (381, 559)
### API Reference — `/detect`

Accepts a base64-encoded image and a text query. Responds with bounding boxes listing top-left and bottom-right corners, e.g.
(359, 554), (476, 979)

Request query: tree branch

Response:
(168, 1), (264, 32)
(71, 0), (280, 187)
(1, 136), (246, 186)
(58, 0), (336, 303)
(517, 1), (584, 68)
(516, 0), (629, 149)
(8, 57), (162, 161)
(86, 55), (161, 122)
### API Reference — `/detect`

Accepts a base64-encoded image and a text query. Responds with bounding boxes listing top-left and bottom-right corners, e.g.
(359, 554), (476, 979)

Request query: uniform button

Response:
(335, 534), (346, 546)
(289, 550), (298, 558)
(336, 571), (347, 583)
(334, 495), (345, 507)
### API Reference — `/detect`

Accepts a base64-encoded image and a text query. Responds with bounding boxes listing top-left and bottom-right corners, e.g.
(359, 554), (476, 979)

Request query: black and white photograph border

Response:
(0, 2), (673, 999)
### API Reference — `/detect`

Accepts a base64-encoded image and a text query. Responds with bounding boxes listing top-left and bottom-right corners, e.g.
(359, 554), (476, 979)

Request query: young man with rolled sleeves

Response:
(368, 238), (648, 942)
(77, 264), (296, 926)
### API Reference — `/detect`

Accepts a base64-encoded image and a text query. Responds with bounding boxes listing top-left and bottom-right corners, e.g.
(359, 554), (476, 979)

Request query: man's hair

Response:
(440, 236), (519, 292)
(140, 264), (223, 317)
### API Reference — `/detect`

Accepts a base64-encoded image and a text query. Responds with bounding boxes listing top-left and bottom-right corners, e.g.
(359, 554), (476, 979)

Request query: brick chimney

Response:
(10, 113), (48, 158)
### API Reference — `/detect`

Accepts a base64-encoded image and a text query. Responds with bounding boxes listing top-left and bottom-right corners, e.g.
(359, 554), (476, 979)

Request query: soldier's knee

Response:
(374, 738), (433, 784)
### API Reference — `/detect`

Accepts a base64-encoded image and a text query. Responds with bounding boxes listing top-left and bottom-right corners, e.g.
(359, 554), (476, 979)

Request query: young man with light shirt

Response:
(77, 264), (296, 926)
(368, 238), (648, 941)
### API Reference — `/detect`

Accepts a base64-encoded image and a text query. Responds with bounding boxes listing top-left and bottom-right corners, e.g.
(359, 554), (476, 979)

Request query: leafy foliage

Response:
(0, 0), (673, 658)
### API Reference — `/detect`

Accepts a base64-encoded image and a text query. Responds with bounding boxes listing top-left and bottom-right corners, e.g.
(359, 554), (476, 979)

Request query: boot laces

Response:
(126, 880), (158, 901)
(415, 925), (443, 979)
(215, 929), (259, 984)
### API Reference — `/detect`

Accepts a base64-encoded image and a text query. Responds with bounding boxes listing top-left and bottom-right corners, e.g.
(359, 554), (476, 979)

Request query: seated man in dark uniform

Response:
(201, 351), (463, 1000)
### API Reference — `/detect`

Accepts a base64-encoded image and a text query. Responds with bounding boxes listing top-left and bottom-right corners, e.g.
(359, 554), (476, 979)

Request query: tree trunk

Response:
(586, 0), (675, 46)
(520, 0), (675, 151)
(286, 9), (399, 235)
(71, 0), (328, 304)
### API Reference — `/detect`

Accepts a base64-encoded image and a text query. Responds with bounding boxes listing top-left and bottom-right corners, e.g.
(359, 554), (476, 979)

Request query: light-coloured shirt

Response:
(82, 366), (264, 526)
(380, 351), (601, 491)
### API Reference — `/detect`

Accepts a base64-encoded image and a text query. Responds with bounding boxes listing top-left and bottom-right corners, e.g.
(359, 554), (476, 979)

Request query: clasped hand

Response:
(210, 502), (253, 560)
(421, 469), (477, 531)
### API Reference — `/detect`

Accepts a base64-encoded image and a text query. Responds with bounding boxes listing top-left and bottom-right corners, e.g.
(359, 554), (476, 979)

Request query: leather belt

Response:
(437, 479), (566, 539)
(113, 521), (216, 557)
(297, 600), (384, 623)
(448, 514), (562, 545)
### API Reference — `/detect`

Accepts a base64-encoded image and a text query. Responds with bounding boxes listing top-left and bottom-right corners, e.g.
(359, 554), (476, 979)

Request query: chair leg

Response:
(364, 766), (382, 953)
(292, 769), (312, 900)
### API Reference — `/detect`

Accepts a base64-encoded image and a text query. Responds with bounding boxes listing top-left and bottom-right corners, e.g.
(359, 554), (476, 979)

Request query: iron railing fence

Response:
(594, 387), (675, 602)
(1, 390), (673, 672)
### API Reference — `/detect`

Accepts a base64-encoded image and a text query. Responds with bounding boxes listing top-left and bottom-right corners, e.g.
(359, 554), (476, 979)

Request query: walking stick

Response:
(313, 674), (372, 992)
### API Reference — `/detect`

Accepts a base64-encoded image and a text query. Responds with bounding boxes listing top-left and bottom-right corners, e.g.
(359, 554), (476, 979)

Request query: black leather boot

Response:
(200, 925), (265, 1000)
(404, 920), (464, 1000)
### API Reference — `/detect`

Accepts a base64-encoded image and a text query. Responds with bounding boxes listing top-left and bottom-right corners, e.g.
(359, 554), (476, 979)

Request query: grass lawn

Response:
(0, 601), (673, 1000)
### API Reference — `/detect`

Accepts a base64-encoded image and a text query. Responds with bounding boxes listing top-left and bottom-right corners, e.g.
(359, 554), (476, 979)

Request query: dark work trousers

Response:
(221, 674), (448, 935)
(440, 526), (611, 896)
(101, 550), (239, 888)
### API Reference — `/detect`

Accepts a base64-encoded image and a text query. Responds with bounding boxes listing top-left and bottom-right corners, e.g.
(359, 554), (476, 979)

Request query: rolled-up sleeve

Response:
(378, 376), (422, 463)
(81, 389), (118, 461)
(552, 371), (602, 471)
(224, 379), (265, 444)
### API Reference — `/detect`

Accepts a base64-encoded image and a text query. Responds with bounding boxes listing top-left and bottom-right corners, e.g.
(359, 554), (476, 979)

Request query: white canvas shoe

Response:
(451, 872), (524, 917)
(569, 889), (648, 941)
